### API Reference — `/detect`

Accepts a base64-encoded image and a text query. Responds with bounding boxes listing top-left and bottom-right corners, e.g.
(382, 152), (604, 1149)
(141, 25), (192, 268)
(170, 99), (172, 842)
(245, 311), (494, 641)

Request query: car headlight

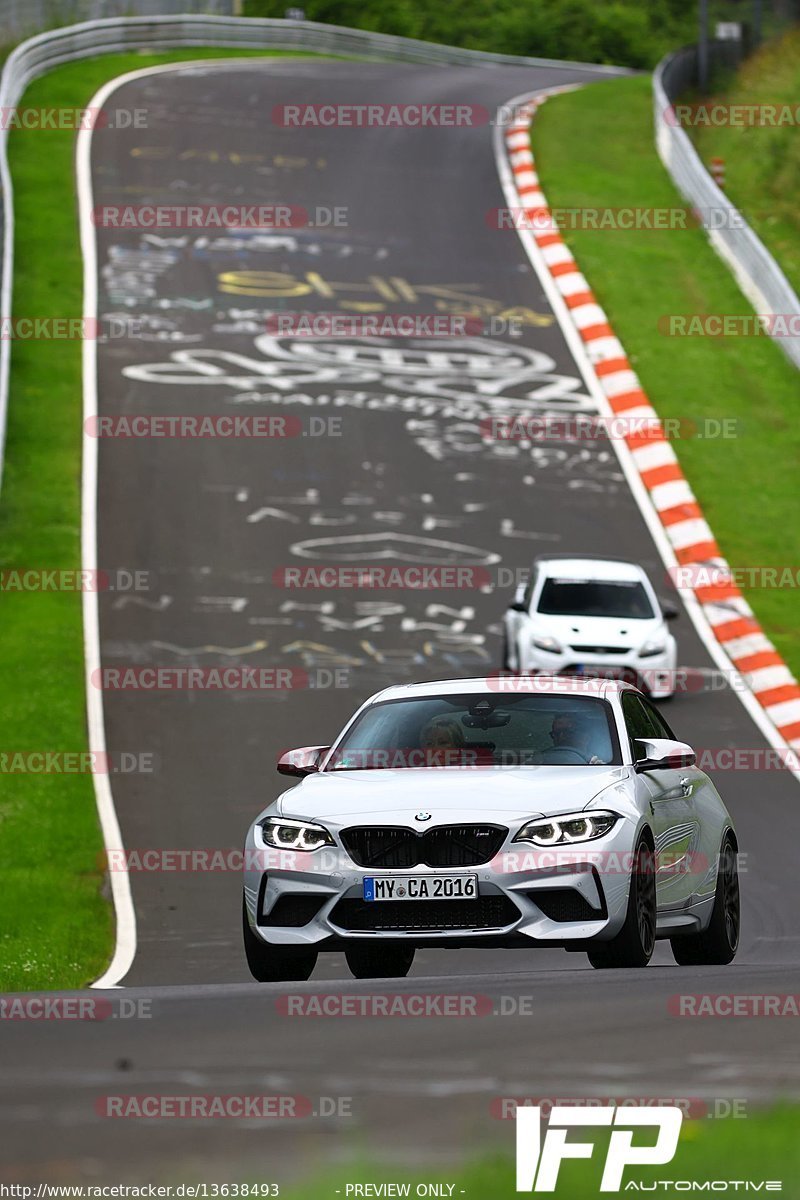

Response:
(638, 637), (667, 658)
(532, 635), (563, 653)
(259, 817), (335, 851)
(513, 811), (618, 846)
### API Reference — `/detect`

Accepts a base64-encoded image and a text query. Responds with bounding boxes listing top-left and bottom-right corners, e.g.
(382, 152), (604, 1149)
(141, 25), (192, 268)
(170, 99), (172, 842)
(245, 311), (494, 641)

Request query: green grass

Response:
(690, 27), (800, 298)
(282, 1106), (800, 1198)
(533, 75), (800, 677)
(0, 48), (330, 993)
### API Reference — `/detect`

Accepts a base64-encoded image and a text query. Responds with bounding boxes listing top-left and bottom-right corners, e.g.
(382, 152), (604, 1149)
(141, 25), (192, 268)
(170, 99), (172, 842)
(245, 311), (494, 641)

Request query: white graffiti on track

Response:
(103, 246), (181, 306)
(286, 532), (500, 566)
(122, 336), (593, 411)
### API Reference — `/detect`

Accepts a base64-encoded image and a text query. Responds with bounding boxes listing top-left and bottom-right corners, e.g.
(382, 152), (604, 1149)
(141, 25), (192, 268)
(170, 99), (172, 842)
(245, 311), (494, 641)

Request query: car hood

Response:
(533, 613), (663, 648)
(275, 764), (630, 824)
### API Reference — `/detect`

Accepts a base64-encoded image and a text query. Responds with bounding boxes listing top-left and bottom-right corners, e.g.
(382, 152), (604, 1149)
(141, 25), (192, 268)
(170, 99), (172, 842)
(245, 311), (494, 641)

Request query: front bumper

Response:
(518, 642), (677, 699)
(243, 819), (636, 950)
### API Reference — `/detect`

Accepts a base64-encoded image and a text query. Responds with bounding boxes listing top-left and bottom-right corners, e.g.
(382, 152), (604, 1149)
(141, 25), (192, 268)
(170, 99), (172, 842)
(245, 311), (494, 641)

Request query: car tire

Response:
(344, 943), (415, 979)
(671, 835), (740, 966)
(588, 835), (656, 969)
(242, 898), (317, 982)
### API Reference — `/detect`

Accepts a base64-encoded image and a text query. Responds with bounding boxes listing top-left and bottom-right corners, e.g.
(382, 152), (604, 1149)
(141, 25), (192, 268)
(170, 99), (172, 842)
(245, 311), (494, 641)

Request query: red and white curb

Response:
(500, 91), (800, 756)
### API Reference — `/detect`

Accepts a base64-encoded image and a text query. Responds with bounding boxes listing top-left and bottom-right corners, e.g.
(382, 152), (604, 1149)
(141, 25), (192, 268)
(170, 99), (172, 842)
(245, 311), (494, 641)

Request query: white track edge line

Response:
(77, 62), (223, 989)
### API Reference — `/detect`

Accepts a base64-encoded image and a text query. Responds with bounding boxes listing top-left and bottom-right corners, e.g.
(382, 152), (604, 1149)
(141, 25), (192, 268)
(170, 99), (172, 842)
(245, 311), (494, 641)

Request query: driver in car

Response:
(419, 716), (467, 765)
(550, 712), (607, 765)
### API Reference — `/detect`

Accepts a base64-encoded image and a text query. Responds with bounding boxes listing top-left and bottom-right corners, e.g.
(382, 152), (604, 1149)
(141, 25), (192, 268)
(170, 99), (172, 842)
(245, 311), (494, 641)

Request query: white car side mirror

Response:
(633, 738), (696, 772)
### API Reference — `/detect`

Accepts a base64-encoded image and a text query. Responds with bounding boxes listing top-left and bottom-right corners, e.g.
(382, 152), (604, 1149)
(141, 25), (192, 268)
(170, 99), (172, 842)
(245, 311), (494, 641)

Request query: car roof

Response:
(534, 556), (647, 582)
(367, 675), (638, 705)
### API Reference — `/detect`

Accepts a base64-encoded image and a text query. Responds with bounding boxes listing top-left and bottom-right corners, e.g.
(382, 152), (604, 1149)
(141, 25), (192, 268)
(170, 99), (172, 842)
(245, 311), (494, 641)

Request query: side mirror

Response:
(633, 738), (696, 772)
(509, 582), (528, 614)
(277, 745), (330, 777)
(660, 600), (680, 621)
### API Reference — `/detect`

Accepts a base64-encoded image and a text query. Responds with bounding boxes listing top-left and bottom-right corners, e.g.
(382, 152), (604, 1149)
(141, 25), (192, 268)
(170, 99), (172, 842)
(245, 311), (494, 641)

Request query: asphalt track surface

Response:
(2, 58), (800, 1185)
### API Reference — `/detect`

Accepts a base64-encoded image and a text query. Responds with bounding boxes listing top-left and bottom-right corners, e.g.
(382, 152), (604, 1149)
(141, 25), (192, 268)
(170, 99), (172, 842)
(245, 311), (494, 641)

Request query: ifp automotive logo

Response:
(515, 1104), (682, 1192)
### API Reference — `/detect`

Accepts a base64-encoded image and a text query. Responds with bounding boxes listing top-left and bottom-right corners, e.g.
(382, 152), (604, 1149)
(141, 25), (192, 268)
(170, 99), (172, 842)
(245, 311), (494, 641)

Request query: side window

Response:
(621, 693), (655, 758)
(642, 698), (677, 741)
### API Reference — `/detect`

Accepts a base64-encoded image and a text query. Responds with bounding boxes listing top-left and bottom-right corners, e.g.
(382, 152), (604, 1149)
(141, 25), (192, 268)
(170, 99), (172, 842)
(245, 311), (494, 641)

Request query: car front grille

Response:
(330, 894), (520, 932)
(340, 824), (507, 869)
(569, 644), (628, 655)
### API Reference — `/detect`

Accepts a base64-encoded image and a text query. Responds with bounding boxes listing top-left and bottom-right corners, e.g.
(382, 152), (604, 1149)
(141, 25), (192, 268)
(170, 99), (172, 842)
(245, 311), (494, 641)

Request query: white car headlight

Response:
(532, 635), (563, 653)
(638, 636), (667, 658)
(513, 811), (618, 846)
(259, 817), (335, 851)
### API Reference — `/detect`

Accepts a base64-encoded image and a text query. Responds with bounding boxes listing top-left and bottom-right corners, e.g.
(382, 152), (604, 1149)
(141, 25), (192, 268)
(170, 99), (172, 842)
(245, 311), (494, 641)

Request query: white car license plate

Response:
(363, 874), (478, 902)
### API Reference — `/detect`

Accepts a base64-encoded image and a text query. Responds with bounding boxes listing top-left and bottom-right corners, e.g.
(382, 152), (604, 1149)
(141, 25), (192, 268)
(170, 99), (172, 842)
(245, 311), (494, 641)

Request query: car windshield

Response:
(537, 577), (655, 619)
(327, 693), (622, 769)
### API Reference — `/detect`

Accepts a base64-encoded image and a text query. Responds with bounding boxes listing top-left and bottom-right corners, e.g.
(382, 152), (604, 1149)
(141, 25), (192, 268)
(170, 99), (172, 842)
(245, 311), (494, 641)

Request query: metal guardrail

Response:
(0, 1), (234, 41)
(0, 14), (627, 490)
(653, 43), (800, 371)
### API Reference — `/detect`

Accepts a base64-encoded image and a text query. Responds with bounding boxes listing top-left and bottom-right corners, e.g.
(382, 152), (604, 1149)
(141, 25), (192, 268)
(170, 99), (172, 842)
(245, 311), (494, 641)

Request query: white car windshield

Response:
(328, 694), (622, 769)
(537, 578), (655, 620)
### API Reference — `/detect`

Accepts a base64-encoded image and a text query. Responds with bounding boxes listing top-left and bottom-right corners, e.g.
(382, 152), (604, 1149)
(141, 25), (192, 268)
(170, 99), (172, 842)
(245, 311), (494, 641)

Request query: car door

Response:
(622, 693), (699, 909)
(641, 696), (707, 906)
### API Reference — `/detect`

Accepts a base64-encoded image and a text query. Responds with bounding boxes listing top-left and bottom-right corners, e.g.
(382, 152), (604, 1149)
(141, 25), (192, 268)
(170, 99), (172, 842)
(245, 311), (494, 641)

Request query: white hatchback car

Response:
(502, 556), (678, 699)
(242, 676), (739, 982)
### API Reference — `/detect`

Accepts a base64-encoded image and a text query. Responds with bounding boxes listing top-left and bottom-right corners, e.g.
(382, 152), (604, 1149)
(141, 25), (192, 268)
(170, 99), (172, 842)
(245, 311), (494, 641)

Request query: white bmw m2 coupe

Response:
(243, 676), (739, 981)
